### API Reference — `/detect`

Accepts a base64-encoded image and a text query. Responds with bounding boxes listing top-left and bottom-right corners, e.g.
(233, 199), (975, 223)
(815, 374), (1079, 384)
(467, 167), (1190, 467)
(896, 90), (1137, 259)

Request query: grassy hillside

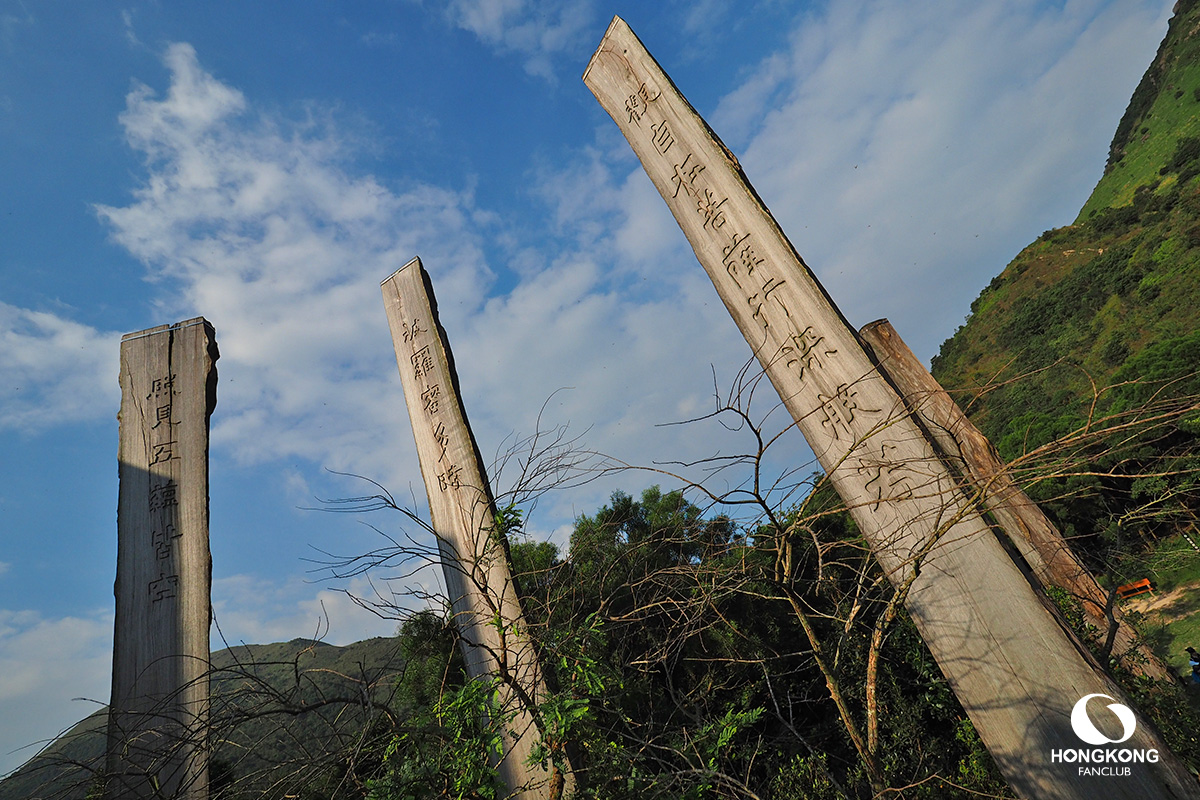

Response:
(1082, 0), (1200, 217)
(932, 1), (1200, 445)
(0, 637), (407, 800)
(931, 1), (1200, 582)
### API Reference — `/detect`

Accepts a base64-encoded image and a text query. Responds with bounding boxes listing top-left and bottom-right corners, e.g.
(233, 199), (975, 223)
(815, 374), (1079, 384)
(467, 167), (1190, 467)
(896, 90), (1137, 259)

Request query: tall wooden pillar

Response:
(107, 317), (217, 799)
(584, 17), (1193, 797)
(383, 258), (569, 800)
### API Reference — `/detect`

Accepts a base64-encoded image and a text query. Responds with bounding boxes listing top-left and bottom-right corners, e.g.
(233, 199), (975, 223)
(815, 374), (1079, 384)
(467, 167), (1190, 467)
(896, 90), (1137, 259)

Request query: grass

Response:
(1078, 8), (1200, 218)
(1126, 534), (1200, 677)
(1142, 532), (1200, 591)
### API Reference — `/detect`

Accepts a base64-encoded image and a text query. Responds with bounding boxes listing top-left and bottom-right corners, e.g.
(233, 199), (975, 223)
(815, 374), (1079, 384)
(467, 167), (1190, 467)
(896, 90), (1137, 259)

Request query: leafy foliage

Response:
(503, 487), (1011, 798)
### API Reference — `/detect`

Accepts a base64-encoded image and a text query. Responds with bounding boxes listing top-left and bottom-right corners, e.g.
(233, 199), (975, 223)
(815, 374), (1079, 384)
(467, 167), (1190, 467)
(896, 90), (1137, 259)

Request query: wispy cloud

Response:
(95, 42), (493, 482)
(0, 609), (112, 778)
(91, 40), (759, 523)
(710, 0), (1170, 358)
(443, 0), (596, 80)
(0, 303), (120, 432)
(120, 9), (139, 47)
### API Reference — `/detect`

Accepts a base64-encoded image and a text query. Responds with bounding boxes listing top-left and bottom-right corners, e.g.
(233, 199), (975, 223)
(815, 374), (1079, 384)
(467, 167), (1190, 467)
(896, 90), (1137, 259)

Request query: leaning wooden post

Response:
(859, 318), (1173, 682)
(107, 317), (217, 800)
(382, 258), (570, 800)
(585, 17), (1193, 798)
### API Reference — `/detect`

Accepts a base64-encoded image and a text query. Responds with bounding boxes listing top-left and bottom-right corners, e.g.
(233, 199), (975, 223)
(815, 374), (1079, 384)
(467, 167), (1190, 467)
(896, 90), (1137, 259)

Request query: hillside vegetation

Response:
(931, 0), (1200, 566)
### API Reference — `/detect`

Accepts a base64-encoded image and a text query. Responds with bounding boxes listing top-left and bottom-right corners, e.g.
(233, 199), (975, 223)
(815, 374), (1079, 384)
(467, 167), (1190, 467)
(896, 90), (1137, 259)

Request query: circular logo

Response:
(1071, 694), (1136, 745)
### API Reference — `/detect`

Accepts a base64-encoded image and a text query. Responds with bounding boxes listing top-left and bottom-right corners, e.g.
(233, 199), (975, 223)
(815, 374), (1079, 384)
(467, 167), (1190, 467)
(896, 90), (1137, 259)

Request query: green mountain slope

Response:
(931, 1), (1200, 550)
(1083, 0), (1200, 217)
(0, 637), (407, 800)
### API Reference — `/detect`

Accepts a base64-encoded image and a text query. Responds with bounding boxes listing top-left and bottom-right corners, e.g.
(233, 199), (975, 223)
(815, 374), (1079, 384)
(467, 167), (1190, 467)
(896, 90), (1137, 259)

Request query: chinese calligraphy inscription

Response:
(585, 16), (1196, 798)
(382, 258), (569, 800)
(108, 317), (217, 800)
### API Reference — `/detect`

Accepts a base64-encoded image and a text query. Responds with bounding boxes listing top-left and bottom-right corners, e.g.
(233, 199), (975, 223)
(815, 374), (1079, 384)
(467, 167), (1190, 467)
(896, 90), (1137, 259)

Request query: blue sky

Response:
(0, 0), (1173, 777)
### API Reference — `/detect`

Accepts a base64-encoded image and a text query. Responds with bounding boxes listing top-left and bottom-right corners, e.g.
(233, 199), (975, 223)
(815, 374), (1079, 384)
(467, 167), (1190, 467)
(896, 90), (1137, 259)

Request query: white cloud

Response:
(212, 573), (416, 648)
(0, 562), (9, 577)
(89, 40), (764, 535)
(0, 609), (112, 779)
(96, 42), (494, 484)
(443, 0), (596, 80)
(0, 303), (120, 432)
(710, 0), (1170, 359)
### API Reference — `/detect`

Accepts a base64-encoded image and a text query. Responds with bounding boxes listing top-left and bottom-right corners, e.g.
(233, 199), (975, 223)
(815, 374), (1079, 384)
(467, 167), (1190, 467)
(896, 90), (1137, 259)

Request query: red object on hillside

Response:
(1116, 578), (1154, 599)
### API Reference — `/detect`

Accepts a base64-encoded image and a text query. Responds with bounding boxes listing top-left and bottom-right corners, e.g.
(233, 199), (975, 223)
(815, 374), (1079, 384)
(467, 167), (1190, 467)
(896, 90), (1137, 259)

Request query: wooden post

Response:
(584, 16), (1193, 797)
(382, 258), (569, 800)
(107, 317), (217, 800)
(859, 318), (1173, 682)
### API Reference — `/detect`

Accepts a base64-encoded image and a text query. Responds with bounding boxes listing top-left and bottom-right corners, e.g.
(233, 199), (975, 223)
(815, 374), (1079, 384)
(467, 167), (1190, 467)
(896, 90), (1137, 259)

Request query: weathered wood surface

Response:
(382, 258), (569, 800)
(860, 318), (1173, 683)
(108, 317), (217, 800)
(585, 16), (1193, 798)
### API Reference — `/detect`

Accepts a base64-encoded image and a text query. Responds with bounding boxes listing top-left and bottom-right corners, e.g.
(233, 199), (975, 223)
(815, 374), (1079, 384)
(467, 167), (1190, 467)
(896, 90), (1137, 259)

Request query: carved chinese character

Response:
(625, 94), (643, 125)
(857, 443), (916, 511)
(780, 325), (837, 382)
(149, 573), (179, 602)
(152, 524), (180, 560)
(402, 317), (426, 343)
(651, 119), (674, 154)
(722, 233), (763, 286)
(433, 421), (450, 463)
(671, 153), (705, 200)
(746, 275), (785, 331)
(421, 384), (442, 416)
(411, 345), (435, 379)
(149, 440), (178, 466)
(151, 403), (174, 429)
(149, 480), (178, 511)
(437, 464), (463, 492)
(146, 374), (177, 400)
(625, 83), (660, 125)
(817, 383), (881, 441)
(697, 188), (728, 230)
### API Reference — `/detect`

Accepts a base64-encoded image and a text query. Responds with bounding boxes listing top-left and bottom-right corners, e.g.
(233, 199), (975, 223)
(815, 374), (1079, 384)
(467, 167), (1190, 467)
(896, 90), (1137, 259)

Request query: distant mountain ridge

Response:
(0, 636), (406, 800)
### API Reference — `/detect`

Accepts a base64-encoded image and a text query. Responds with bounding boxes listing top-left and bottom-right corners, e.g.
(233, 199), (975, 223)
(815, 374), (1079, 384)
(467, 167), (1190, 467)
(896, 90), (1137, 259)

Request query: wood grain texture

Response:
(108, 317), (216, 800)
(585, 17), (1193, 797)
(860, 318), (1173, 683)
(382, 259), (568, 800)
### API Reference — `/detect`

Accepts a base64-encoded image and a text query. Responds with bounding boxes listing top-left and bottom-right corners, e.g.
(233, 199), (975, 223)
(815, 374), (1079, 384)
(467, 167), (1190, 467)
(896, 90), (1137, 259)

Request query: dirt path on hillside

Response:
(1125, 582), (1200, 619)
